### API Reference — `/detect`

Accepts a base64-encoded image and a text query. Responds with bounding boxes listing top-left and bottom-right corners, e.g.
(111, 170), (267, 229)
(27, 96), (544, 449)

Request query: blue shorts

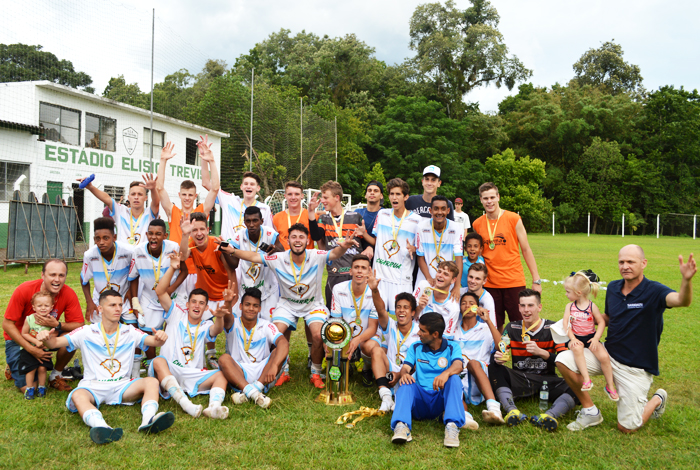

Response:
(5, 340), (26, 388)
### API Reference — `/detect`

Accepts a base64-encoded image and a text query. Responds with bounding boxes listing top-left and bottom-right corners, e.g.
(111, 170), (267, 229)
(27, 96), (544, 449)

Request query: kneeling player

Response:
(37, 290), (174, 445)
(219, 288), (289, 408)
(150, 252), (235, 419)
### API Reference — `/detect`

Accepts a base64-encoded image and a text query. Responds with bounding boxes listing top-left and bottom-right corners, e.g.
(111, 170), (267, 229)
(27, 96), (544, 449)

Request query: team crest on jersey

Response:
(181, 346), (193, 364)
(246, 351), (257, 363)
(291, 283), (309, 297)
(100, 358), (122, 377)
(437, 357), (448, 368)
(351, 322), (363, 338)
(246, 263), (261, 282)
(429, 256), (446, 272)
(383, 239), (400, 258)
(233, 224), (245, 232)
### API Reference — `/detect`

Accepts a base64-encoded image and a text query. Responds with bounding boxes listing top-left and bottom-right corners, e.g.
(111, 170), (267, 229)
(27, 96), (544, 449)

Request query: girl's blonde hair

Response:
(564, 271), (600, 299)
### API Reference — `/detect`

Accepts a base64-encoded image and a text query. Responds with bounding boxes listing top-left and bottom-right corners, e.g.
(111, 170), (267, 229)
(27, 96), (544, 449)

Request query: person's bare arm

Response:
(81, 282), (98, 322)
(144, 330), (168, 348)
(515, 219), (541, 293)
(368, 269), (389, 329)
(477, 306), (501, 346)
(433, 357), (464, 390)
(167, 262), (189, 294)
(142, 173), (160, 217)
(76, 177), (113, 208)
(417, 256), (433, 285)
(666, 254), (696, 308)
(36, 329), (70, 350)
(221, 244), (264, 264)
(199, 136), (219, 212)
(452, 255), (463, 301)
(155, 253), (181, 313)
(156, 142), (176, 219)
(328, 236), (359, 261)
(21, 322), (43, 348)
(179, 216), (192, 260)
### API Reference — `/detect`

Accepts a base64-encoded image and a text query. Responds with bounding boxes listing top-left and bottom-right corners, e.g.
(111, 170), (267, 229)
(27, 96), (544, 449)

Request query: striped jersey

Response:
(229, 226), (279, 300)
(216, 190), (273, 241)
(81, 243), (134, 317)
(224, 316), (282, 362)
(110, 199), (159, 247)
(160, 303), (217, 369)
(330, 280), (378, 338)
(128, 240), (185, 314)
(261, 249), (329, 310)
(414, 280), (461, 336)
(415, 218), (463, 284)
(372, 209), (422, 285)
(317, 211), (363, 277)
(505, 319), (566, 375)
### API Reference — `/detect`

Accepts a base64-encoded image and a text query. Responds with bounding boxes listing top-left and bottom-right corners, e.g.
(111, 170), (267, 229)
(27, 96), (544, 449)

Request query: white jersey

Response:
(110, 199), (159, 247)
(372, 209), (422, 285)
(414, 280), (461, 336)
(225, 316), (282, 361)
(65, 323), (148, 381)
(262, 249), (329, 312)
(128, 240), (186, 315)
(330, 281), (378, 339)
(454, 211), (471, 231)
(458, 288), (497, 326)
(415, 219), (463, 284)
(446, 321), (495, 367)
(216, 190), (273, 241)
(376, 318), (421, 369)
(160, 303), (216, 369)
(230, 226), (279, 300)
(81, 243), (134, 317)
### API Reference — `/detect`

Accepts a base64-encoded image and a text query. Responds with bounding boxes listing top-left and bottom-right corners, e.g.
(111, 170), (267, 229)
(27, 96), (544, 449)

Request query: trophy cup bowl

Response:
(316, 318), (356, 405)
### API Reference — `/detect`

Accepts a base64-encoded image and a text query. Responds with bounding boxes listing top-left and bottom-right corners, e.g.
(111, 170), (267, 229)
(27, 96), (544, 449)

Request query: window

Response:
(104, 185), (125, 203)
(0, 162), (30, 202)
(143, 128), (165, 159)
(86, 113), (116, 151)
(185, 138), (200, 166)
(39, 102), (81, 146)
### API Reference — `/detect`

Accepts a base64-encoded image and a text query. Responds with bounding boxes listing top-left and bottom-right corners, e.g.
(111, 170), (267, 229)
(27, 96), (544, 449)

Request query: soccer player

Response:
(473, 182), (542, 329)
(453, 197), (471, 238)
(390, 312), (466, 448)
(36, 290), (174, 445)
(227, 206), (283, 321)
(219, 288), (290, 409)
(80, 217), (134, 324)
(405, 165), (455, 220)
(447, 292), (504, 426)
(366, 269), (421, 412)
(462, 263), (496, 326)
(354, 181), (384, 258)
(364, 178), (422, 318)
(272, 181), (315, 250)
(222, 223), (358, 388)
(150, 252), (234, 419)
(77, 174), (160, 247)
(330, 255), (379, 386)
(414, 261), (461, 336)
(308, 180), (363, 310)
(415, 195), (463, 299)
(217, 171), (273, 242)
(488, 289), (576, 431)
(460, 232), (485, 290)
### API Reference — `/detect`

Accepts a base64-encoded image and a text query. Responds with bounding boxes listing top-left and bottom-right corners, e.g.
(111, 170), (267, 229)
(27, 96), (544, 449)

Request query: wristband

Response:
(56, 322), (62, 334)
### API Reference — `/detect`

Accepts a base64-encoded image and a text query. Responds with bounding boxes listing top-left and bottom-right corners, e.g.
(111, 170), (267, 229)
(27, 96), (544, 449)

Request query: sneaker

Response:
(391, 422), (412, 444)
(138, 411), (175, 434)
(482, 409), (505, 425)
(444, 422), (460, 447)
(461, 415), (479, 431)
(49, 376), (72, 391)
(567, 409), (604, 431)
(63, 366), (83, 381)
(89, 427), (123, 445)
(207, 355), (219, 370)
(652, 389), (667, 419)
(504, 409), (528, 426)
(5, 364), (11, 381)
(361, 368), (375, 387)
(24, 387), (35, 400)
(37, 386), (47, 398)
(231, 392), (249, 405)
(275, 372), (291, 386)
(379, 397), (395, 412)
(310, 373), (324, 389)
(255, 394), (272, 409)
(530, 413), (558, 432)
(203, 405), (229, 419)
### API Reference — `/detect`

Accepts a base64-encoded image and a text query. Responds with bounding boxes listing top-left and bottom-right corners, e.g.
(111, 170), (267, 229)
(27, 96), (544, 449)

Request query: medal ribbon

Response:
(286, 209), (303, 228)
(486, 209), (504, 249)
(350, 283), (367, 325)
(395, 326), (411, 364)
(431, 220), (445, 264)
(242, 323), (257, 356)
(290, 251), (306, 291)
(186, 320), (201, 358)
(330, 211), (346, 240)
(100, 322), (120, 368)
(129, 210), (145, 242)
(99, 245), (118, 290)
(238, 201), (258, 228)
(149, 244), (163, 286)
(522, 318), (541, 341)
(391, 209), (408, 245)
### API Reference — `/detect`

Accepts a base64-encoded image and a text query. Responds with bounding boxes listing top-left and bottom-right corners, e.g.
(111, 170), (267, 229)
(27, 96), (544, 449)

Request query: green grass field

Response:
(1, 234), (699, 469)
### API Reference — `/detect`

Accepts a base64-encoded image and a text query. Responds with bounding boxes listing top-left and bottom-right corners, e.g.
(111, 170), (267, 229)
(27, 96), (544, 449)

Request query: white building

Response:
(0, 81), (228, 249)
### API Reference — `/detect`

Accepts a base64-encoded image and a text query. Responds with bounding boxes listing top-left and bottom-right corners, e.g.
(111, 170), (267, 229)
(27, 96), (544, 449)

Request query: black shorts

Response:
(17, 348), (54, 375)
(567, 333), (596, 349)
(488, 362), (576, 403)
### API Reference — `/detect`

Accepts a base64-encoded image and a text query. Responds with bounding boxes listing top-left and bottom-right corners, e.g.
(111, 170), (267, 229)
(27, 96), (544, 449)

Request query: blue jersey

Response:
(461, 255), (485, 287)
(404, 339), (463, 391)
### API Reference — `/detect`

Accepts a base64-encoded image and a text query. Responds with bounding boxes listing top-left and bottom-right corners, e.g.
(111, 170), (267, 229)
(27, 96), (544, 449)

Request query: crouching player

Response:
(219, 288), (289, 408)
(150, 252), (235, 419)
(36, 290), (174, 445)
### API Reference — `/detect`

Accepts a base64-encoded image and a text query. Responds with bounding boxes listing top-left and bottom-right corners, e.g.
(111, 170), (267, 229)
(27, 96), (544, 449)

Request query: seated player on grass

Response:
(414, 261), (461, 336)
(461, 263), (496, 326)
(18, 292), (55, 400)
(446, 292), (504, 427)
(391, 313), (466, 448)
(218, 288), (290, 409)
(150, 252), (236, 419)
(36, 290), (174, 445)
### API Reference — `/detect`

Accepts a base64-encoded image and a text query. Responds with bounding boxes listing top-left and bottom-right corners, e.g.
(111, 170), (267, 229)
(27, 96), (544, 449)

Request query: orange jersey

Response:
(170, 204), (206, 274)
(272, 208), (314, 250)
(188, 236), (229, 300)
(472, 210), (526, 288)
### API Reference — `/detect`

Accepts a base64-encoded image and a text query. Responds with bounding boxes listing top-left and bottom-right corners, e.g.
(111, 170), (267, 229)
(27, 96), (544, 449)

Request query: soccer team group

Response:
(3, 136), (696, 447)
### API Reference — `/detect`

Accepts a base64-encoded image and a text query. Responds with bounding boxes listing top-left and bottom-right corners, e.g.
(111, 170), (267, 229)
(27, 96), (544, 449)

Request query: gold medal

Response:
(521, 318), (541, 342)
(100, 322), (120, 377)
(486, 209), (504, 251)
(128, 210), (145, 244)
(330, 211), (346, 243)
(149, 243), (163, 292)
(489, 242), (495, 250)
(383, 239), (400, 257)
(290, 251), (308, 298)
(242, 322), (257, 362)
(430, 220), (446, 270)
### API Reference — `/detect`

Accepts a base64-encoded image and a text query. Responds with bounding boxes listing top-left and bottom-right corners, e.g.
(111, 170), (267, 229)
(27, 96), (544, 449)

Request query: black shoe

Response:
(90, 427), (123, 445)
(62, 367), (83, 381)
(361, 368), (375, 387)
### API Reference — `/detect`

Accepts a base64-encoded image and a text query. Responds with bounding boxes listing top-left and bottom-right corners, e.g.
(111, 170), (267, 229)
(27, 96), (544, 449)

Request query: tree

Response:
(0, 43), (94, 92)
(572, 40), (643, 96)
(408, 0), (531, 117)
(103, 75), (149, 109)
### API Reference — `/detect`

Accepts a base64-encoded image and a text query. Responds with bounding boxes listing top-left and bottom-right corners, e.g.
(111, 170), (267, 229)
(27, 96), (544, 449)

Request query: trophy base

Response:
(315, 391), (356, 406)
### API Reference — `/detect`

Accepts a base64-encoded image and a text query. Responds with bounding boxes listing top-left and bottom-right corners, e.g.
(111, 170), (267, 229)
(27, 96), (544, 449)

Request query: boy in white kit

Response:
(414, 261), (461, 336)
(218, 288), (290, 409)
(149, 252), (235, 419)
(80, 217), (134, 324)
(36, 290), (174, 445)
(217, 171), (273, 241)
(462, 263), (497, 327)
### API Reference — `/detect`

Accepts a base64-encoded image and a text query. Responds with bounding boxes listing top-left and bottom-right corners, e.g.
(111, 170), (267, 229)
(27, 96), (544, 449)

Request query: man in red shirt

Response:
(3, 259), (84, 392)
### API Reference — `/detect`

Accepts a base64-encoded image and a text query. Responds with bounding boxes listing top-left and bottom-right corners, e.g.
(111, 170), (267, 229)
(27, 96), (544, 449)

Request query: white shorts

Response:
(460, 360), (488, 405)
(234, 355), (287, 393)
(556, 348), (653, 430)
(149, 356), (218, 398)
(66, 377), (142, 413)
(271, 303), (328, 331)
(379, 280), (413, 319)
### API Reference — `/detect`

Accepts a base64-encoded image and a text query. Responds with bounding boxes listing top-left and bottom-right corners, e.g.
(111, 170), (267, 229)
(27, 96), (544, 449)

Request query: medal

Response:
(486, 209), (503, 251)
(237, 201), (258, 233)
(242, 322), (257, 363)
(395, 328), (410, 366)
(385, 210), (408, 256)
(149, 243), (163, 292)
(430, 220), (446, 270)
(489, 242), (495, 250)
(286, 209), (303, 227)
(185, 319), (201, 364)
(128, 210), (145, 244)
(290, 251), (308, 298)
(99, 245), (119, 294)
(522, 318), (541, 342)
(350, 283), (368, 330)
(330, 211), (346, 243)
(383, 240), (400, 258)
(100, 322), (120, 374)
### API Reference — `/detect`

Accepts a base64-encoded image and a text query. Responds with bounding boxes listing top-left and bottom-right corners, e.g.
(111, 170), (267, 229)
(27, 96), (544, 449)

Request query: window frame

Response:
(0, 161), (31, 202)
(143, 127), (165, 160)
(39, 102), (81, 146)
(85, 112), (117, 152)
(185, 137), (201, 166)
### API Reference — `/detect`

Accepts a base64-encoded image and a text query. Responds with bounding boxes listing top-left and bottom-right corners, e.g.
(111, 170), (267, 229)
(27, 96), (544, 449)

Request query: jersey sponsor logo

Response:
(417, 359), (430, 364)
(196, 264), (217, 275)
(137, 254), (147, 259)
(69, 326), (85, 336)
(376, 258), (402, 269)
(627, 303), (644, 309)
(289, 296), (315, 305)
(318, 250), (328, 255)
(265, 255), (277, 261)
(514, 357), (547, 370)
(437, 357), (448, 368)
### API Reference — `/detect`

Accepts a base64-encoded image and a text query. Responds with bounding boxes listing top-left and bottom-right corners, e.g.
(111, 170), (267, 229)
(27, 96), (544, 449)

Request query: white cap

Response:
(423, 165), (441, 178)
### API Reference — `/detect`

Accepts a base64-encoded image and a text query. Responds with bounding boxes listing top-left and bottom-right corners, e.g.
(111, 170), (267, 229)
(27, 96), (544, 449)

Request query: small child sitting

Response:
(18, 292), (55, 399)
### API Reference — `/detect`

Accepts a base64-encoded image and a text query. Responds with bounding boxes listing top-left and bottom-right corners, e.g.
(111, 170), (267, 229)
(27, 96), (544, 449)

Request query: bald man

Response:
(557, 245), (696, 433)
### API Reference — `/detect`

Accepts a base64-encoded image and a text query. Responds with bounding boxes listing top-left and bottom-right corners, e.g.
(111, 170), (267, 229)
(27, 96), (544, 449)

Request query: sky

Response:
(3, 0), (699, 112)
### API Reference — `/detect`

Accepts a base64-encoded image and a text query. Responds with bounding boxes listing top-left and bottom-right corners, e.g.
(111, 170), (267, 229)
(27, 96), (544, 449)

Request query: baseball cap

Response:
(455, 197), (463, 204)
(365, 180), (384, 193)
(423, 165), (441, 178)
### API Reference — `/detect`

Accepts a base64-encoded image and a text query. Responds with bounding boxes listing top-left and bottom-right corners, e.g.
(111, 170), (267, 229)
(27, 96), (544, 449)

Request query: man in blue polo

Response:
(390, 312), (466, 448)
(557, 245), (696, 433)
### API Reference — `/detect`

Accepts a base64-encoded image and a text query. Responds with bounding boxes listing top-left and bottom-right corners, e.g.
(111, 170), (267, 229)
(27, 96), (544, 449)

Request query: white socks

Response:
(244, 384), (261, 401)
(49, 370), (61, 381)
(583, 405), (599, 415)
(140, 400), (158, 427)
(311, 363), (323, 376)
(83, 409), (110, 429)
(209, 387), (225, 408)
(161, 375), (200, 417)
(486, 399), (501, 413)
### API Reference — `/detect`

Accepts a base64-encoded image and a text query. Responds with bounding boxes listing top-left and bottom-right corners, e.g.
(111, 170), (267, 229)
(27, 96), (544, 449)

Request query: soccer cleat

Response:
(203, 405), (229, 419)
(567, 409), (603, 431)
(207, 356), (219, 370)
(89, 427), (123, 445)
(37, 386), (47, 398)
(24, 387), (35, 400)
(504, 409), (528, 426)
(482, 409), (505, 425)
(391, 422), (412, 444)
(231, 392), (249, 405)
(49, 376), (72, 391)
(530, 413), (558, 432)
(652, 389), (668, 419)
(275, 372), (291, 387)
(444, 422), (460, 447)
(310, 373), (324, 389)
(138, 412), (175, 434)
(461, 415), (479, 431)
(361, 368), (375, 387)
(255, 394), (272, 409)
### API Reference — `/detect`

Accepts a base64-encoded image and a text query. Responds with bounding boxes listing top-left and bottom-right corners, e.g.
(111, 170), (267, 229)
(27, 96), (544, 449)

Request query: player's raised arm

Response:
(155, 252), (181, 312)
(223, 244), (264, 265)
(368, 269), (389, 329)
(328, 236), (358, 261)
(155, 142), (176, 219)
(144, 329), (168, 348)
(76, 176), (113, 208)
(666, 253), (696, 308)
(141, 173), (160, 218)
(198, 135), (219, 212)
(179, 215), (192, 260)
(210, 282), (236, 337)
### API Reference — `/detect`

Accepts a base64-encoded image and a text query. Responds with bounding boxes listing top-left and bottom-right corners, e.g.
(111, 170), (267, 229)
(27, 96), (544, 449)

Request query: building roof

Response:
(0, 119), (42, 135)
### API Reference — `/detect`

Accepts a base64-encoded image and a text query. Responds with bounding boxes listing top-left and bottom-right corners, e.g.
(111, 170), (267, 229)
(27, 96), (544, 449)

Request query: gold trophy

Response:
(316, 318), (356, 405)
(498, 331), (511, 362)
